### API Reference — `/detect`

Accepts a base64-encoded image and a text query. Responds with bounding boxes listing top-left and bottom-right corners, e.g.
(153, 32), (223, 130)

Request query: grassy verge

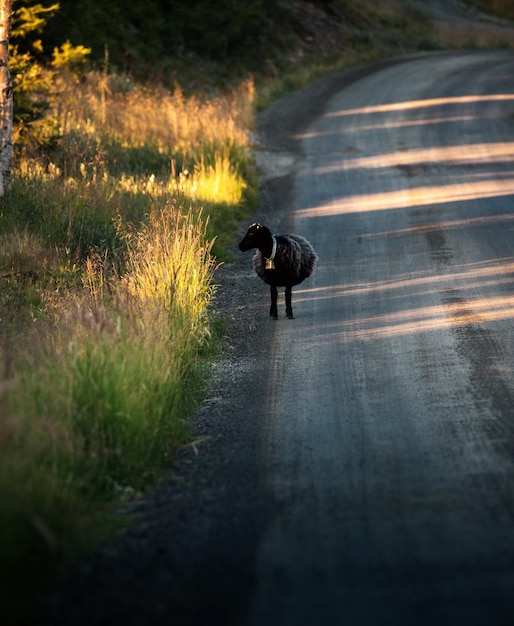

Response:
(2, 204), (216, 605)
(0, 70), (254, 623)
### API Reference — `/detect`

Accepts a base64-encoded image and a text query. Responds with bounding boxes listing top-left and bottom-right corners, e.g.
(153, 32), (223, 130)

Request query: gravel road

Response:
(250, 48), (514, 625)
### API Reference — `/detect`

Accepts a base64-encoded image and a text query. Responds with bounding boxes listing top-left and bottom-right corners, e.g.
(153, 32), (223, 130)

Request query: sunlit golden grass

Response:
(54, 71), (255, 165)
(121, 205), (216, 321)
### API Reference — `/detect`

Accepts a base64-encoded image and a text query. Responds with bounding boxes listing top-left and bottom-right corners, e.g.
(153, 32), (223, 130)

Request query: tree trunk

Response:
(0, 0), (12, 196)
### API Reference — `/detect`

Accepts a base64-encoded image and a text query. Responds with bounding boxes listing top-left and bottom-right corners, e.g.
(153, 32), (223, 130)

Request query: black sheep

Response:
(239, 223), (318, 319)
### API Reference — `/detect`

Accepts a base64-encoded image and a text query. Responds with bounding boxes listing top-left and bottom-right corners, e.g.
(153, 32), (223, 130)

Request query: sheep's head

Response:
(238, 223), (272, 252)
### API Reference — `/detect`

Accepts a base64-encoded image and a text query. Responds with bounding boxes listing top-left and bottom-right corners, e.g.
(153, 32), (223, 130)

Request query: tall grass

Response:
(52, 70), (254, 179)
(1, 209), (216, 617)
(0, 70), (254, 622)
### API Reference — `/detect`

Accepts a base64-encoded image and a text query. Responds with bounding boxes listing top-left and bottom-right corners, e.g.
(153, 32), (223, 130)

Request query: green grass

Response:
(0, 204), (220, 623)
(0, 68), (254, 623)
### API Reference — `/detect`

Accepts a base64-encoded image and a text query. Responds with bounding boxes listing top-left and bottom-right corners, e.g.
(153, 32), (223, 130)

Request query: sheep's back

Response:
(288, 234), (318, 282)
(253, 234), (317, 287)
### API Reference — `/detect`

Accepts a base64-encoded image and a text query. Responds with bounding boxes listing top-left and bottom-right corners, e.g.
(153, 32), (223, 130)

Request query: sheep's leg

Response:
(270, 285), (279, 319)
(285, 286), (294, 319)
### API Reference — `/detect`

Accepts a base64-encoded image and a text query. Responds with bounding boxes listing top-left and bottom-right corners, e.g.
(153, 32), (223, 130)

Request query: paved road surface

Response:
(248, 50), (514, 625)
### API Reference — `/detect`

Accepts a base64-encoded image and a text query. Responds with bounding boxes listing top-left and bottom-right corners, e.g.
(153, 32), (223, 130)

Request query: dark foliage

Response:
(41, 0), (290, 73)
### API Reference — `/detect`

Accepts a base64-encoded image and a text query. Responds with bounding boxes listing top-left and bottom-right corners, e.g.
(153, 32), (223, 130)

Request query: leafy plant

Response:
(10, 0), (91, 145)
